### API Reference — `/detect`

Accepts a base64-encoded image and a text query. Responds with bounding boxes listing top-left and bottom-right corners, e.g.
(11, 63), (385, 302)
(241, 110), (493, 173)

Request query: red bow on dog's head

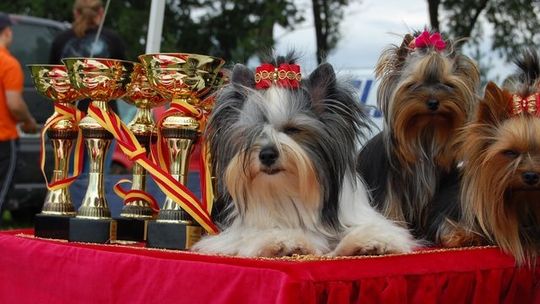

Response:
(255, 63), (302, 90)
(409, 30), (446, 52)
(509, 93), (540, 117)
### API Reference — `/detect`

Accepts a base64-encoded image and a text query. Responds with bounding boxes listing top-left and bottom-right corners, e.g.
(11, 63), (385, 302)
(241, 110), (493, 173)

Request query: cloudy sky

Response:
(274, 0), (513, 80)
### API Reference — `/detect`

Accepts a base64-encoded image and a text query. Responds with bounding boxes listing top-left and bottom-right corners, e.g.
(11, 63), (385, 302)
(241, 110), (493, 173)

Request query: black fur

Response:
(357, 132), (461, 242)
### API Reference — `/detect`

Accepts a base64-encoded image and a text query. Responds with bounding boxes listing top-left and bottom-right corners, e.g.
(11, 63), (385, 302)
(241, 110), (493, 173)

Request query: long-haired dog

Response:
(444, 50), (540, 265)
(192, 54), (416, 257)
(357, 30), (480, 242)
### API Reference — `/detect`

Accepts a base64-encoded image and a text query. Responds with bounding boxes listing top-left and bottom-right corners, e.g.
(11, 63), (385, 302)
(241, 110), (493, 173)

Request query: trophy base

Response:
(146, 220), (203, 250)
(115, 217), (149, 242)
(69, 218), (117, 244)
(34, 213), (73, 240)
(120, 204), (153, 218)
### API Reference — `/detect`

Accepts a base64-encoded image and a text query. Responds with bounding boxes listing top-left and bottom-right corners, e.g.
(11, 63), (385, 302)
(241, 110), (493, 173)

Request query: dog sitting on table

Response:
(193, 53), (417, 257)
(357, 30), (480, 243)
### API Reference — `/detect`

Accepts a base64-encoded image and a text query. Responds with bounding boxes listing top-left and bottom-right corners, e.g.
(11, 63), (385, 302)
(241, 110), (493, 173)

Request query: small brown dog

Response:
(358, 30), (480, 242)
(445, 50), (540, 265)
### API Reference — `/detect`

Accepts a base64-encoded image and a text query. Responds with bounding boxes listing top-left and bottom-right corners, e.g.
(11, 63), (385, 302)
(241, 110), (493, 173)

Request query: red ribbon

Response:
(410, 30), (446, 51)
(254, 63), (301, 89)
(154, 98), (214, 215)
(88, 104), (219, 234)
(509, 93), (540, 116)
(39, 103), (85, 190)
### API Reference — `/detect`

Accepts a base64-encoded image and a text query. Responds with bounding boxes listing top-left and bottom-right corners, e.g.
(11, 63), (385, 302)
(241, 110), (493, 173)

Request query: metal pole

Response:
(90, 0), (111, 58)
(145, 0), (166, 54)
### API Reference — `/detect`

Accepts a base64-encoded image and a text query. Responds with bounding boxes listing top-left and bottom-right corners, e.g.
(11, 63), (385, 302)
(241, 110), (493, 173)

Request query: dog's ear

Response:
(477, 82), (511, 125)
(308, 63), (336, 108)
(374, 33), (413, 80)
(231, 64), (255, 88)
(397, 33), (414, 63)
(454, 54), (481, 91)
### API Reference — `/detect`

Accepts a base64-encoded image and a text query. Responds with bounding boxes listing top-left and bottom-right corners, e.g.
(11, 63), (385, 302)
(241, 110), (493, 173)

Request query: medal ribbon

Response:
(39, 103), (85, 190)
(112, 178), (160, 213)
(154, 97), (215, 215)
(87, 104), (218, 234)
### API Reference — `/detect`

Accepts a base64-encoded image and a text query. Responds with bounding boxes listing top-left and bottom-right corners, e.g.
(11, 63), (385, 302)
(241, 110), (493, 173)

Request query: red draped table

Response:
(0, 229), (539, 304)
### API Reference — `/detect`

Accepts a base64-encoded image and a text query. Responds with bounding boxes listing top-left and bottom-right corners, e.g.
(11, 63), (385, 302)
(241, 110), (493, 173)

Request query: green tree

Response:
(162, 0), (304, 63)
(0, 0), (306, 64)
(427, 0), (540, 61)
(311, 0), (351, 64)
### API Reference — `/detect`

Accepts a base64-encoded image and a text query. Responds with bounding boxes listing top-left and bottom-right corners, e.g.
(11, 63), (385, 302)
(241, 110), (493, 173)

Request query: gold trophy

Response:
(139, 53), (224, 249)
(115, 63), (167, 242)
(63, 57), (135, 243)
(29, 64), (82, 240)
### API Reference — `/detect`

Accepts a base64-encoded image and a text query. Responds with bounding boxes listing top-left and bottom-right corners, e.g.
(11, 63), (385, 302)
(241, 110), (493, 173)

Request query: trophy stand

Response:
(63, 57), (135, 244)
(146, 113), (203, 250)
(115, 108), (156, 242)
(140, 53), (224, 249)
(28, 64), (81, 240)
(115, 134), (153, 242)
(35, 116), (78, 239)
(115, 63), (165, 242)
(68, 102), (117, 244)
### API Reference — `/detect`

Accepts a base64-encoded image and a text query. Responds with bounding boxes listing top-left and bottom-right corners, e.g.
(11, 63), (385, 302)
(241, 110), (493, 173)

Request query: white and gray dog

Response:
(193, 54), (416, 257)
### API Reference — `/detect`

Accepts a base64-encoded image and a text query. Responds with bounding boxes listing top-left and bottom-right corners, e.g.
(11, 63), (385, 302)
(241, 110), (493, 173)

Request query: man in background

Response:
(0, 13), (38, 216)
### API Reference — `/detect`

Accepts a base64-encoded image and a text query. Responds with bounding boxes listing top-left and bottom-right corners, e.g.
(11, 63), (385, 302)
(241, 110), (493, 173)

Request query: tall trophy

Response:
(29, 64), (82, 240)
(139, 53), (224, 250)
(115, 63), (166, 242)
(63, 57), (135, 243)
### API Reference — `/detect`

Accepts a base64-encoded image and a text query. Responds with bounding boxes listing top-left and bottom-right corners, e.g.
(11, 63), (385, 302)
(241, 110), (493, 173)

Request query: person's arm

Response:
(5, 91), (37, 133)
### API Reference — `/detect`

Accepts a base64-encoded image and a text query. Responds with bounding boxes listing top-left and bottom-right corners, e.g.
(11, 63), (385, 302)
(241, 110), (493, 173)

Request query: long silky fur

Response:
(455, 50), (540, 265)
(195, 52), (417, 256)
(360, 31), (480, 240)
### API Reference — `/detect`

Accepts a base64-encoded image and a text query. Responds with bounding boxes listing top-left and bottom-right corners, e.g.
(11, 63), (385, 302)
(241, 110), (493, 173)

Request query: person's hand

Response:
(20, 117), (38, 134)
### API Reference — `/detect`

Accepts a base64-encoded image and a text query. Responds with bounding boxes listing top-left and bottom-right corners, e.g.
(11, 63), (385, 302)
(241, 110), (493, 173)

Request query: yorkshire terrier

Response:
(192, 54), (416, 257)
(444, 50), (540, 265)
(357, 30), (480, 242)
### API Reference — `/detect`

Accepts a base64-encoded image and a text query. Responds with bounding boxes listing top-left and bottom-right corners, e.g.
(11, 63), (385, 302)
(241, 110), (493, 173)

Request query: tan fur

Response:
(374, 33), (480, 231)
(451, 82), (540, 265)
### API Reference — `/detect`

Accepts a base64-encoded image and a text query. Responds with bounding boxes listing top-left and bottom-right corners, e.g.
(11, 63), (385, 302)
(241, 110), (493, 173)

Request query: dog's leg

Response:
(332, 175), (418, 256)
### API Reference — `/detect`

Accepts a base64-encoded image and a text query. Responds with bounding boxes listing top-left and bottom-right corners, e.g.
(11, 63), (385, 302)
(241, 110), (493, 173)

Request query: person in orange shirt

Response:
(0, 13), (38, 214)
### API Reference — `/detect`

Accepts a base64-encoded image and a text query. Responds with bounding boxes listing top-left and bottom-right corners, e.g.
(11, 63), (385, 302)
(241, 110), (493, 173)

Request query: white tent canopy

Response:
(145, 0), (166, 53)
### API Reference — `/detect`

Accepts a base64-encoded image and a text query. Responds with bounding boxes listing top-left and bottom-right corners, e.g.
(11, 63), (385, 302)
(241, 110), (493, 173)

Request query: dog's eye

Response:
(283, 126), (301, 134)
(443, 83), (456, 90)
(502, 150), (520, 159)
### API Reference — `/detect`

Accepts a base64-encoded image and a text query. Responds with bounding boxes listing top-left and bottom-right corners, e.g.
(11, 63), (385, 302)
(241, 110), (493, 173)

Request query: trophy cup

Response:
(29, 64), (82, 240)
(139, 53), (224, 250)
(63, 57), (135, 243)
(115, 63), (166, 242)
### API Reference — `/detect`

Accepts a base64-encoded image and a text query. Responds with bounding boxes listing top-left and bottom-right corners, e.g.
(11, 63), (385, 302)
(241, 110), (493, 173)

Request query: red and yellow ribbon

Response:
(87, 104), (219, 234)
(113, 179), (160, 212)
(39, 103), (85, 190)
(154, 98), (215, 215)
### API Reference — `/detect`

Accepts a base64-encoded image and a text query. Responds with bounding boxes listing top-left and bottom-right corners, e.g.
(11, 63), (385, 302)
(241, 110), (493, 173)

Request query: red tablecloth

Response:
(0, 229), (539, 304)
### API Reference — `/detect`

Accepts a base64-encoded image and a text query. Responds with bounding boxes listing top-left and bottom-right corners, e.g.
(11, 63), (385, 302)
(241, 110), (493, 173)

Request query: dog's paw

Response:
(191, 232), (241, 255)
(332, 225), (416, 256)
(439, 226), (486, 248)
(239, 230), (321, 257)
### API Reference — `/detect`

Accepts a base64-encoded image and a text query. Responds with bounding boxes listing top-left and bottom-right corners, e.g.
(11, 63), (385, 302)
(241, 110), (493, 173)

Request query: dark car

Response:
(2, 13), (69, 218)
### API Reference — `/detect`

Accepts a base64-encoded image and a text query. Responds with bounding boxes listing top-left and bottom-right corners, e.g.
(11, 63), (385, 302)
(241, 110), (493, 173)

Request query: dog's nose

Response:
(426, 98), (439, 111)
(522, 171), (540, 185)
(259, 146), (279, 166)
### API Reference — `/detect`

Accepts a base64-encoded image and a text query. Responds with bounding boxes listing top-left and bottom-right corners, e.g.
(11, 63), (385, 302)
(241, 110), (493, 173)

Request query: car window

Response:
(10, 22), (62, 86)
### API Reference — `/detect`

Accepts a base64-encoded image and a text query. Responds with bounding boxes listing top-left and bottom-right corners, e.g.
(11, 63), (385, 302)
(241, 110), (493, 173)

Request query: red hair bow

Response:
(255, 63), (302, 90)
(410, 30), (446, 51)
(509, 93), (540, 116)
